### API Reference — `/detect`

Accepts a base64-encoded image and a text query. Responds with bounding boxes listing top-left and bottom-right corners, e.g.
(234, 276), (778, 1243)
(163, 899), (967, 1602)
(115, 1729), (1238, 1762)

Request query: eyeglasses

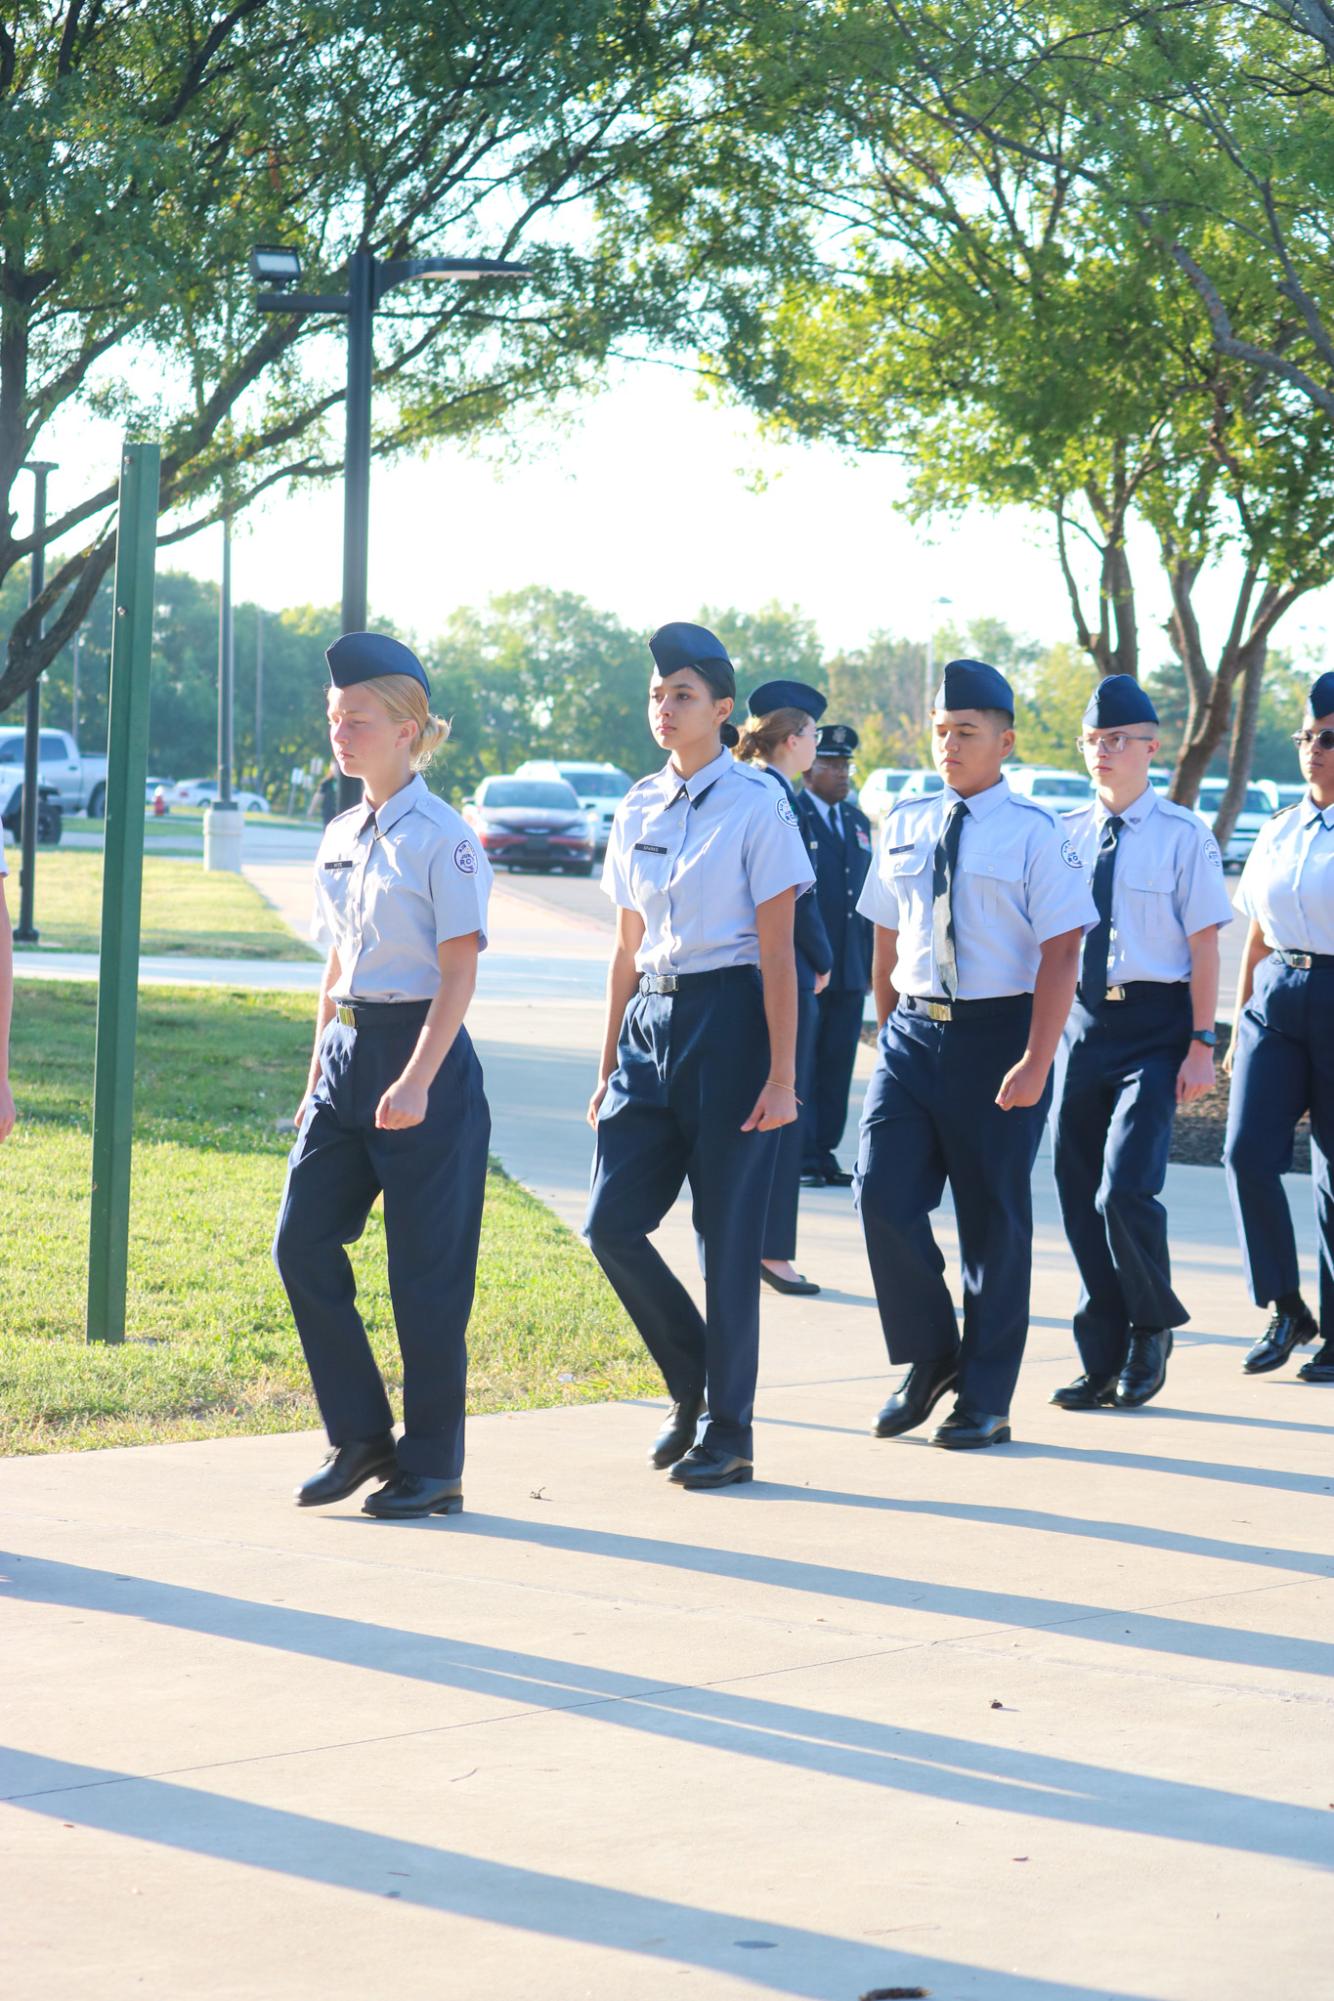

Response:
(1075, 733), (1157, 755)
(1292, 729), (1334, 751)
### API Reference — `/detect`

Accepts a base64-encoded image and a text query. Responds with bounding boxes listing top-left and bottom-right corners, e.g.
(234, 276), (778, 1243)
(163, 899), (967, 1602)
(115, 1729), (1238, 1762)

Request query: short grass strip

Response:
(10, 851), (317, 960)
(0, 981), (651, 1453)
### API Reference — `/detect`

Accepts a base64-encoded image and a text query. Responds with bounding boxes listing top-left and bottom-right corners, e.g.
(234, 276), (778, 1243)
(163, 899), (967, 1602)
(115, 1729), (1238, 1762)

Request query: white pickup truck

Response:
(0, 725), (109, 816)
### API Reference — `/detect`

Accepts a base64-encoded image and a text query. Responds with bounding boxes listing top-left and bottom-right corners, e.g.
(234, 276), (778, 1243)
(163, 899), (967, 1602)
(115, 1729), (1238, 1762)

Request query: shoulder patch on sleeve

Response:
(775, 794), (797, 827)
(1202, 836), (1222, 869)
(1060, 838), (1083, 870)
(453, 839), (479, 876)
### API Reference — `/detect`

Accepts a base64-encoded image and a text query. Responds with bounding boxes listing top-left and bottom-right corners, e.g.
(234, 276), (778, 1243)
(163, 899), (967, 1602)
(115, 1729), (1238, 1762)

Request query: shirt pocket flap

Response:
(957, 838), (1025, 884)
(1119, 849), (1173, 895)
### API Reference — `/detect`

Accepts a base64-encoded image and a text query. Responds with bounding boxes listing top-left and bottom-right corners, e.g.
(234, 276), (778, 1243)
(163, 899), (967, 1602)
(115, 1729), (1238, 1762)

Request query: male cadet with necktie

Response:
(855, 659), (1097, 1448)
(799, 723), (875, 1188)
(1051, 677), (1233, 1411)
(1223, 670), (1334, 1384)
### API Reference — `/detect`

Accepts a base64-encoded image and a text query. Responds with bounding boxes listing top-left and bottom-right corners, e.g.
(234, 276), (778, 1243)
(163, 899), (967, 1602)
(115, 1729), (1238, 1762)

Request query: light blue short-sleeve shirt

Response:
(601, 746), (815, 975)
(1235, 797), (1334, 953)
(312, 773), (492, 1001)
(1059, 787), (1233, 984)
(857, 775), (1097, 1000)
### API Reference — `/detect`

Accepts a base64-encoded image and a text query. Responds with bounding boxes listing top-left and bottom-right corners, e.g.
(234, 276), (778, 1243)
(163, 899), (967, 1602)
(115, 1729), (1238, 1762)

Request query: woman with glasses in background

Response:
(1223, 672), (1334, 1386)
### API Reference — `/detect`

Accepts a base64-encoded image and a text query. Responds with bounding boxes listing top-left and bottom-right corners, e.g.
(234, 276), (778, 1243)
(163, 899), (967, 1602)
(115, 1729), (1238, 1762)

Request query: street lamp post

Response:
(16, 460), (57, 943)
(250, 243), (531, 809)
(922, 593), (955, 732)
(203, 505), (242, 871)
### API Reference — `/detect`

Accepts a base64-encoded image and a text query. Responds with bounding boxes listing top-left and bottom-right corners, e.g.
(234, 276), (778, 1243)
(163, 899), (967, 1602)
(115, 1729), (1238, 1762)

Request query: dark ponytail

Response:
(720, 720), (740, 749)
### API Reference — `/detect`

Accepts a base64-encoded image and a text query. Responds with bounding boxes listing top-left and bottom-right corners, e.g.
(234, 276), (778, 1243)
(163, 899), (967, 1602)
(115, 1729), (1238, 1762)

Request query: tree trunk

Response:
(1210, 633), (1266, 846)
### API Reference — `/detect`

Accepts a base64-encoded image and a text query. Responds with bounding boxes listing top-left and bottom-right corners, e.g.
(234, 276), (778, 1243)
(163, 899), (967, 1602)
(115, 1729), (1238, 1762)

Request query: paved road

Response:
(3, 866), (1331, 2000)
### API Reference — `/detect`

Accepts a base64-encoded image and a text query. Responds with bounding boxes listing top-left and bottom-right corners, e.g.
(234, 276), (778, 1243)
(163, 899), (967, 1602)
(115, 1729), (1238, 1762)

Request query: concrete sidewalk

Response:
(3, 883), (1331, 2000)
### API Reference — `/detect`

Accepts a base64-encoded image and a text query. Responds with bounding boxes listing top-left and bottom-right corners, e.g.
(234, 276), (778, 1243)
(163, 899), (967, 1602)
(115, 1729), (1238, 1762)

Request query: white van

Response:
(1006, 765), (1096, 809)
(513, 760), (632, 856)
(857, 768), (915, 827)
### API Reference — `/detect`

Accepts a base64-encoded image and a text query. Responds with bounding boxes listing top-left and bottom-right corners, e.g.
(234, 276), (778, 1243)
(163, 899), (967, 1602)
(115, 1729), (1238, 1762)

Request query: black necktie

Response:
(1081, 815), (1124, 1006)
(932, 800), (969, 1001)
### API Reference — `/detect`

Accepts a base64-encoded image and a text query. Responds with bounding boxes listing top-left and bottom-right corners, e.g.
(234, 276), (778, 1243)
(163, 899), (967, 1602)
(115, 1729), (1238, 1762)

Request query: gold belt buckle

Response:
(1105, 985), (1128, 1002)
(1288, 951), (1312, 969)
(925, 999), (952, 1023)
(334, 1001), (356, 1027)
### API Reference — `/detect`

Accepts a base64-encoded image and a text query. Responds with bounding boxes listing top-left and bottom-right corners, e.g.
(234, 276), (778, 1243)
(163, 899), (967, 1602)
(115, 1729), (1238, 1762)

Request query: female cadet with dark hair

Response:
(1223, 669), (1334, 1386)
(585, 622), (815, 1489)
(274, 632), (493, 1520)
(734, 681), (833, 1296)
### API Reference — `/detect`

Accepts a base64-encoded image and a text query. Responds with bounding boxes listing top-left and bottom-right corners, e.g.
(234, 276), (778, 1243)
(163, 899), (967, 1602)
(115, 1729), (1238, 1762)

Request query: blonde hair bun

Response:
(362, 672), (451, 770)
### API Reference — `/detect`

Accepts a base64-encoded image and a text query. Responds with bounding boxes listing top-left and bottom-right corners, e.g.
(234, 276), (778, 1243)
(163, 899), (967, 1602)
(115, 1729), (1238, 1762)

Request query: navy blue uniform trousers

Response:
(763, 984), (818, 1260)
(585, 968), (777, 1460)
(804, 986), (867, 1172)
(273, 1007), (490, 1479)
(1224, 956), (1334, 1330)
(856, 996), (1050, 1415)
(1053, 987), (1191, 1377)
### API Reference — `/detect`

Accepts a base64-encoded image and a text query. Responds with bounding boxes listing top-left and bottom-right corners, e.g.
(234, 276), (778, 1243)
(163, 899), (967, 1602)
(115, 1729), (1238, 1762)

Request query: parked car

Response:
(894, 769), (946, 806)
(461, 776), (595, 874)
(0, 726), (108, 816)
(513, 760), (631, 854)
(462, 776), (592, 872)
(171, 778), (270, 812)
(0, 770), (62, 844)
(857, 767), (915, 827)
(1006, 765), (1097, 809)
(1195, 776), (1278, 867)
(144, 774), (174, 805)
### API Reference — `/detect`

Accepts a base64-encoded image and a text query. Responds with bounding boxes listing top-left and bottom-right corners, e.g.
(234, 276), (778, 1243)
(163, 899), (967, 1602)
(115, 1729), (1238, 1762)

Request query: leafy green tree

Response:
(0, 1), (714, 711)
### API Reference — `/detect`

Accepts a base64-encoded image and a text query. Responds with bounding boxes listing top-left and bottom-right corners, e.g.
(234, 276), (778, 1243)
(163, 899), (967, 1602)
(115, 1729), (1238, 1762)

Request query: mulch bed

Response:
(859, 1018), (1312, 1172)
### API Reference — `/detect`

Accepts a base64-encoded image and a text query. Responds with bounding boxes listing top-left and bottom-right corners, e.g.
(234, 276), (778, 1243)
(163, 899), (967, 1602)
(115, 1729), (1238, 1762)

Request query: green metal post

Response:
(86, 441), (161, 1344)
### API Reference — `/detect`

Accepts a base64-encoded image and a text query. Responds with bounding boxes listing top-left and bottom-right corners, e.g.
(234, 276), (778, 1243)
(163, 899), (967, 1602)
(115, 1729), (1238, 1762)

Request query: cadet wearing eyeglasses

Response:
(1223, 671), (1334, 1386)
(1050, 677), (1233, 1413)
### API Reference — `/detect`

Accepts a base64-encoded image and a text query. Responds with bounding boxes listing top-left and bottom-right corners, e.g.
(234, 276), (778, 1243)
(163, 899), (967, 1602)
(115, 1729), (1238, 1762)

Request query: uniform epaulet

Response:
(731, 758), (771, 788)
(884, 793), (935, 822)
(1269, 800), (1299, 820)
(625, 770), (663, 799)
(327, 802), (364, 829)
(1155, 794), (1209, 828)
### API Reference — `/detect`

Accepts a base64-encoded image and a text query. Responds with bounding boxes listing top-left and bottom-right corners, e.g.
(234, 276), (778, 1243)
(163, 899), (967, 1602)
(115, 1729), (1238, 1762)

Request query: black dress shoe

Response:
(874, 1357), (959, 1437)
(760, 1265), (821, 1296)
(1050, 1372), (1120, 1410)
(1297, 1339), (1334, 1383)
(668, 1445), (753, 1489)
(931, 1404), (1011, 1449)
(362, 1473), (463, 1519)
(1115, 1329), (1173, 1408)
(649, 1393), (704, 1468)
(799, 1169), (829, 1189)
(295, 1435), (396, 1508)
(823, 1167), (854, 1188)
(1243, 1305), (1319, 1374)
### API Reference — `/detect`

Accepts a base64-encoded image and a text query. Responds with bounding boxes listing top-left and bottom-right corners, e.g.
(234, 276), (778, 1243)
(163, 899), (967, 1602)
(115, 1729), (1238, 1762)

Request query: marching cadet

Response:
(735, 679), (833, 1296)
(585, 622), (814, 1489)
(1223, 670), (1334, 1385)
(799, 723), (875, 1188)
(1051, 677), (1232, 1411)
(274, 633), (493, 1519)
(855, 659), (1096, 1448)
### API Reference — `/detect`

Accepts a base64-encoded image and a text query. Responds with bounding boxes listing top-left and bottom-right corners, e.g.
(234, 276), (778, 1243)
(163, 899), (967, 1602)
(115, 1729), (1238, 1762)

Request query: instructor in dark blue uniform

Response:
(274, 634), (493, 1520)
(585, 623), (815, 1488)
(735, 679), (833, 1296)
(855, 660), (1096, 1448)
(1224, 670), (1334, 1384)
(799, 723), (874, 1188)
(1052, 676), (1232, 1411)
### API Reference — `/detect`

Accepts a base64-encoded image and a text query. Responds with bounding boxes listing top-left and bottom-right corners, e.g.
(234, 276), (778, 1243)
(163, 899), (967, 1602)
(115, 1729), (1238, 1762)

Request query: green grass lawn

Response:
(11, 851), (317, 959)
(0, 981), (651, 1454)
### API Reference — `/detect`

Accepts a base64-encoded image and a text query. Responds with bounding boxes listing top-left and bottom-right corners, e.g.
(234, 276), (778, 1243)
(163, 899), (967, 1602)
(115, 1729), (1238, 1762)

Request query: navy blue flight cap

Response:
(1083, 674), (1158, 728)
(649, 621), (733, 679)
(327, 631), (430, 697)
(1306, 670), (1334, 719)
(746, 679), (828, 722)
(815, 722), (859, 757)
(932, 658), (1014, 718)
